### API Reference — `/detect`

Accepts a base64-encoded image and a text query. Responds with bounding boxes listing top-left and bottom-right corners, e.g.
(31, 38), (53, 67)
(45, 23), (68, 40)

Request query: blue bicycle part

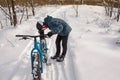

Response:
(16, 34), (48, 80)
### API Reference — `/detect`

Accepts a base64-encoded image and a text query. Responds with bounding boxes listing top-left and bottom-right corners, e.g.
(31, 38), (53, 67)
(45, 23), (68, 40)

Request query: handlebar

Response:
(16, 34), (48, 40)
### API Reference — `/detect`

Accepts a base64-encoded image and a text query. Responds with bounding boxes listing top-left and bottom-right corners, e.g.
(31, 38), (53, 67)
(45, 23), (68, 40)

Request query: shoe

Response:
(51, 55), (59, 59)
(56, 56), (64, 62)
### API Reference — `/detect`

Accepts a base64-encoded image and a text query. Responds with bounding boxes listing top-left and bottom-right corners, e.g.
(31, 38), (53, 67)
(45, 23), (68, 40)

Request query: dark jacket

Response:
(44, 16), (72, 36)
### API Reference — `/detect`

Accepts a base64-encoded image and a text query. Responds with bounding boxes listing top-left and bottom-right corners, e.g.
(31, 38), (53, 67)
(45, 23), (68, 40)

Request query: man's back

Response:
(44, 16), (72, 36)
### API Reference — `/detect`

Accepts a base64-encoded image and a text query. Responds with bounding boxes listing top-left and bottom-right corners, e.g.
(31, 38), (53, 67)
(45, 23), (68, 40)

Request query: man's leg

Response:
(55, 35), (62, 56)
(51, 35), (62, 59)
(61, 35), (68, 58)
(56, 35), (68, 62)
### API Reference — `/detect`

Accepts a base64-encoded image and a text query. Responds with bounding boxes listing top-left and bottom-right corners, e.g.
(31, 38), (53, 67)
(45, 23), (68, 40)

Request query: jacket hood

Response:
(44, 16), (53, 24)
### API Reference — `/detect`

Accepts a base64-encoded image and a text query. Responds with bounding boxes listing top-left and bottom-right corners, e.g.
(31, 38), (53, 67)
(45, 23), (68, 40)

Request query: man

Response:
(37, 15), (72, 62)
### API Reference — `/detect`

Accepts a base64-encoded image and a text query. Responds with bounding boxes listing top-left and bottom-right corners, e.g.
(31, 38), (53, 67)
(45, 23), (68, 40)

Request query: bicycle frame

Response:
(31, 37), (47, 73)
(16, 33), (48, 78)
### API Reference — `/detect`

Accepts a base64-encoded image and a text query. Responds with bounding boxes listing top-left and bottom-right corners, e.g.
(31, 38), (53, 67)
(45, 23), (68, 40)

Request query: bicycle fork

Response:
(31, 38), (44, 74)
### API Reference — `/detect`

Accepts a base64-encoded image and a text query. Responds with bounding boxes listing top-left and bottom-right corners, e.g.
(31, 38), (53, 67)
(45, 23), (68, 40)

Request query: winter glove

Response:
(36, 22), (42, 30)
(47, 32), (53, 37)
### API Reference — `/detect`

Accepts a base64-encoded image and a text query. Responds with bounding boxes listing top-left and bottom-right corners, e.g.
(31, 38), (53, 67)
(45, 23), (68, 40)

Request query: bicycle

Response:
(16, 31), (49, 80)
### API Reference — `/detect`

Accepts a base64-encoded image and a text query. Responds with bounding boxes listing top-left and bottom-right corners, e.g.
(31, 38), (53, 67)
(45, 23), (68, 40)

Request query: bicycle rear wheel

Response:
(41, 39), (48, 64)
(32, 52), (41, 80)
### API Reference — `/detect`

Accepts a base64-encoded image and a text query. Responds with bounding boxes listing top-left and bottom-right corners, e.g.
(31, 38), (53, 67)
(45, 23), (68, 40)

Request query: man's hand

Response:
(41, 25), (47, 30)
(47, 32), (53, 37)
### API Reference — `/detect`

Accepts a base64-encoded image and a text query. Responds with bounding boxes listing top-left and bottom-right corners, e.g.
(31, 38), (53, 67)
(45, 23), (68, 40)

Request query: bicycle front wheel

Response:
(32, 52), (41, 80)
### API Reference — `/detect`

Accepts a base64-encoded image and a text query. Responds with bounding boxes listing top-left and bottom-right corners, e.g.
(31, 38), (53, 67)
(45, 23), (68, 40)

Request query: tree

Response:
(73, 0), (80, 17)
(116, 0), (120, 22)
(103, 0), (120, 22)
(11, 0), (17, 27)
(5, 0), (13, 25)
(28, 0), (35, 16)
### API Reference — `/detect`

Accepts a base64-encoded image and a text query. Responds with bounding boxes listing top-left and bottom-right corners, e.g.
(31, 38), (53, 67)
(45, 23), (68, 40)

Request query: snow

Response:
(0, 5), (120, 80)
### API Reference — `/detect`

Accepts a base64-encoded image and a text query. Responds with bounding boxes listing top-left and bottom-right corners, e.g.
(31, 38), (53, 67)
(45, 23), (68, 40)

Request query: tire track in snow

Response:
(42, 36), (60, 80)
(8, 41), (33, 80)
(11, 54), (32, 80)
(57, 62), (68, 80)
(48, 40), (76, 80)
(47, 36), (68, 80)
(66, 36), (77, 80)
(47, 37), (59, 80)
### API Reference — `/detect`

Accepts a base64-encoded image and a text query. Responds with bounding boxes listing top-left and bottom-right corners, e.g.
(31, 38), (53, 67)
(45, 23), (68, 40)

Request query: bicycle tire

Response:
(41, 39), (48, 63)
(32, 52), (41, 80)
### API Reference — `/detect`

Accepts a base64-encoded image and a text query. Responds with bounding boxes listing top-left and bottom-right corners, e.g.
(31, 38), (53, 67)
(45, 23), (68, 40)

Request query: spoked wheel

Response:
(32, 52), (41, 80)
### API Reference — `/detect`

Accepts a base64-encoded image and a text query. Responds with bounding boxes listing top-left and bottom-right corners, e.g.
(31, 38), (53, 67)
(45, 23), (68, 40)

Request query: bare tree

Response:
(0, 0), (18, 27)
(11, 0), (17, 27)
(19, 2), (28, 24)
(0, 1), (13, 26)
(81, 0), (84, 4)
(73, 0), (80, 17)
(5, 0), (13, 25)
(103, 0), (112, 17)
(26, 6), (29, 19)
(57, 0), (66, 5)
(117, 7), (120, 22)
(102, 0), (120, 21)
(73, 5), (79, 17)
(28, 0), (35, 16)
(20, 7), (25, 24)
(116, 0), (120, 22)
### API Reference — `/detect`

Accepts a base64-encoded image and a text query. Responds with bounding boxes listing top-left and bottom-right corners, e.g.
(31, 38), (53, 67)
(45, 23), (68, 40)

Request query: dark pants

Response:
(55, 35), (68, 58)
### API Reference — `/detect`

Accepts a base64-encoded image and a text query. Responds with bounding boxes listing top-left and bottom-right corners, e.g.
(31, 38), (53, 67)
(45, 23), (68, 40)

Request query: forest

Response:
(0, 0), (120, 28)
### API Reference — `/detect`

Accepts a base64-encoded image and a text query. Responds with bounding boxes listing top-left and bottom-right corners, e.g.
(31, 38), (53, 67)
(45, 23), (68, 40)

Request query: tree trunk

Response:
(117, 7), (120, 22)
(6, 0), (13, 25)
(11, 0), (17, 27)
(20, 7), (25, 24)
(26, 7), (29, 19)
(29, 0), (35, 16)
